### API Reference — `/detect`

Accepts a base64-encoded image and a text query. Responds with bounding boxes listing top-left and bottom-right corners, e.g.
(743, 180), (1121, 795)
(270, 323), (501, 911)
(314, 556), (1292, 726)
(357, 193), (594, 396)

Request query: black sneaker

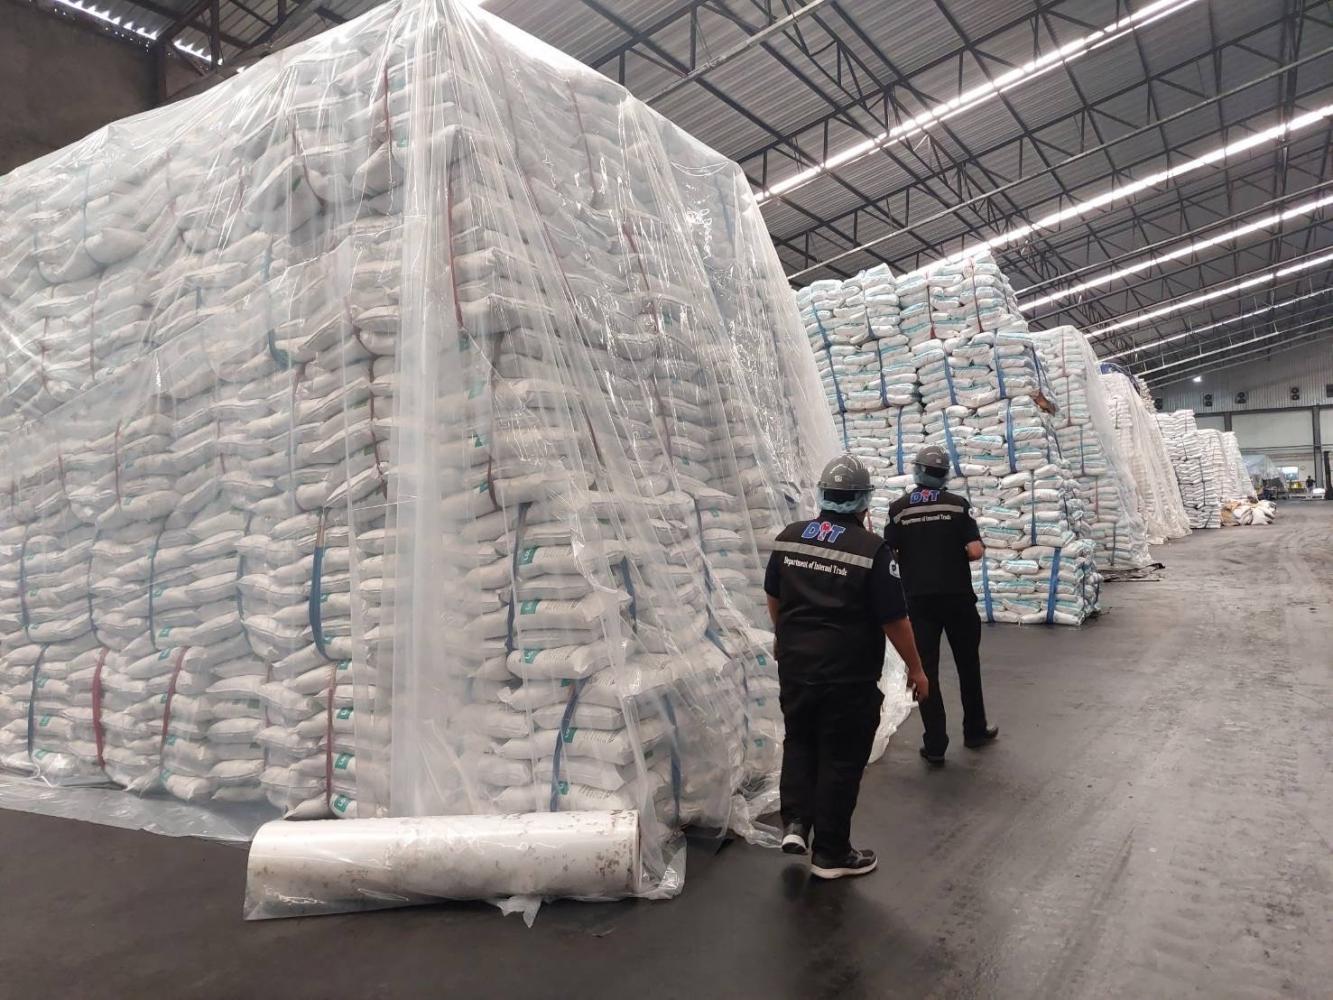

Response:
(781, 821), (811, 855)
(964, 725), (999, 749)
(811, 848), (877, 880)
(919, 747), (946, 766)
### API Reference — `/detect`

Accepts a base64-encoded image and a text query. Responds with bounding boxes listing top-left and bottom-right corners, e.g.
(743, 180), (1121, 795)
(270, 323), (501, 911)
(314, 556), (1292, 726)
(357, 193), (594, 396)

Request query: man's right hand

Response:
(907, 668), (929, 702)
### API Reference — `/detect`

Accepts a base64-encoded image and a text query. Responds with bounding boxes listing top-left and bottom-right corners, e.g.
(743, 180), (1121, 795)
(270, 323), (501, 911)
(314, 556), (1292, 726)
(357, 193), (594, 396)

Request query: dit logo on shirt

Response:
(910, 489), (941, 503)
(802, 520), (846, 543)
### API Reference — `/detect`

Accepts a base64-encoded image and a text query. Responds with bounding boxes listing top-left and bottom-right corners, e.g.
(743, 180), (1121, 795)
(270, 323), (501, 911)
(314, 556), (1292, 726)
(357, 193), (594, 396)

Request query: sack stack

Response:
(798, 264), (923, 522)
(1033, 327), (1152, 571)
(1100, 371), (1191, 543)
(800, 254), (1103, 625)
(1156, 410), (1223, 528)
(0, 0), (836, 884)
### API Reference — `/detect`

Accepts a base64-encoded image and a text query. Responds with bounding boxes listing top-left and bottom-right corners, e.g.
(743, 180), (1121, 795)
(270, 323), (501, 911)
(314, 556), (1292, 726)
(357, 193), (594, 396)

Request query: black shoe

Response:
(811, 848), (878, 880)
(781, 821), (811, 855)
(964, 725), (999, 749)
(919, 747), (946, 766)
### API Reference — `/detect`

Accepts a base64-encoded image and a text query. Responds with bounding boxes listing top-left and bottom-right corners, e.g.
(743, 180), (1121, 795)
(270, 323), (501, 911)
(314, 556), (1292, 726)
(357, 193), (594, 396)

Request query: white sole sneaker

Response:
(781, 833), (808, 855)
(810, 857), (878, 879)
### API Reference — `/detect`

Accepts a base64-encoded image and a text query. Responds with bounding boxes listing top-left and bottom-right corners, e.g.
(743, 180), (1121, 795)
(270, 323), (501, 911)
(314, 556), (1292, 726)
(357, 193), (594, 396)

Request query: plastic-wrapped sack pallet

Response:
(1219, 432), (1253, 501)
(1156, 411), (1222, 528)
(1100, 371), (1191, 543)
(1034, 327), (1151, 571)
(0, 0), (839, 909)
(801, 253), (1101, 625)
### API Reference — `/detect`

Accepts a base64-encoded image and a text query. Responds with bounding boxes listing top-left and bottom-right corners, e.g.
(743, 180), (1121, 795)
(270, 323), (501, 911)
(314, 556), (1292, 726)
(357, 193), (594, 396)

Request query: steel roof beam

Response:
(772, 9), (1326, 273)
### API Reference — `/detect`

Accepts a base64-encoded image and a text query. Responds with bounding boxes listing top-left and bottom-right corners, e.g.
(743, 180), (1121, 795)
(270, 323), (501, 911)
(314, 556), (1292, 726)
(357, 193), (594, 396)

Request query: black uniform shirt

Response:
(884, 487), (981, 599)
(763, 511), (908, 684)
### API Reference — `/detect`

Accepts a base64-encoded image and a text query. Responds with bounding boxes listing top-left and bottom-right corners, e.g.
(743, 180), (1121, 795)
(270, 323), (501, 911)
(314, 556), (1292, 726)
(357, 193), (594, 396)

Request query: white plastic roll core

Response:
(244, 810), (641, 919)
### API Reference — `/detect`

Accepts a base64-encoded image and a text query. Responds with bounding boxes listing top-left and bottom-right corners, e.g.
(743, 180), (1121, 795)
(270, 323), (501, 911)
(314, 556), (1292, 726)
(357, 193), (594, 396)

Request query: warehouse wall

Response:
(1157, 338), (1333, 487)
(0, 2), (154, 175)
(1157, 338), (1333, 413)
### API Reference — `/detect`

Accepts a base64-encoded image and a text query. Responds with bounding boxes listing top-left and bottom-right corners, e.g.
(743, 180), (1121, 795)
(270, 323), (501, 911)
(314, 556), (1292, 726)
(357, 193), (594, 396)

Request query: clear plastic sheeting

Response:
(1100, 372), (1191, 543)
(797, 254), (1102, 626)
(1219, 432), (1253, 501)
(244, 809), (640, 919)
(1034, 328), (1151, 571)
(0, 0), (837, 904)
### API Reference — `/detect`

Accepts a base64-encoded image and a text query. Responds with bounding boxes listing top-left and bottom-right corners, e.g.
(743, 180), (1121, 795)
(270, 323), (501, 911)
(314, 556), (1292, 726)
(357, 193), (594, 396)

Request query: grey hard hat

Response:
(914, 445), (950, 472)
(818, 454), (871, 492)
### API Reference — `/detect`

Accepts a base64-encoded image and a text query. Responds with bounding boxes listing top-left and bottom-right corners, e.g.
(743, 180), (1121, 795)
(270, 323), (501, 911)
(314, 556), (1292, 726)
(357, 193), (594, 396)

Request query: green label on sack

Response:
(39, 714), (51, 727)
(519, 599), (539, 615)
(557, 781), (569, 795)
(333, 794), (350, 811)
(336, 707), (353, 720)
(247, 699), (261, 710)
(33, 749), (49, 760)
(522, 649), (538, 664)
(334, 752), (352, 771)
(518, 547), (537, 566)
(152, 585), (165, 597)
(166, 734), (177, 746)
(559, 678), (572, 687)
(158, 626), (171, 638)
(563, 728), (578, 743)
(320, 591), (331, 603)
(753, 737), (766, 748)
(338, 659), (350, 671)
(471, 433), (486, 449)
(158, 649), (171, 660)
(36, 677), (48, 688)
(467, 383), (484, 399)
(756, 654), (767, 667)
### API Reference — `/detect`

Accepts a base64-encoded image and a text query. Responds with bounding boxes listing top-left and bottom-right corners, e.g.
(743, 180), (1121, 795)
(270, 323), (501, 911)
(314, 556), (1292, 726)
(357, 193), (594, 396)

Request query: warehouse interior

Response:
(0, 0), (1330, 997)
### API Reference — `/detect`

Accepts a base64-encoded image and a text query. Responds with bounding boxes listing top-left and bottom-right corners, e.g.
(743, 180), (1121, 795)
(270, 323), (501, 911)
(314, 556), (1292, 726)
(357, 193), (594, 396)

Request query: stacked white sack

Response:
(902, 256), (1100, 625)
(1034, 327), (1151, 571)
(1219, 431), (1252, 500)
(798, 265), (923, 522)
(0, 0), (835, 885)
(1156, 411), (1222, 528)
(1100, 371), (1191, 542)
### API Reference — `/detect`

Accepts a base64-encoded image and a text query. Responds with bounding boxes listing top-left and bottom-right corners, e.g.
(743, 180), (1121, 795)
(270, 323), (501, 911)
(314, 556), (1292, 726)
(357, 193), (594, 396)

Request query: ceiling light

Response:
(1021, 192), (1333, 310)
(753, 0), (1205, 204)
(905, 101), (1333, 279)
(1101, 286), (1333, 360)
(1087, 249), (1333, 338)
(1193, 375), (1203, 382)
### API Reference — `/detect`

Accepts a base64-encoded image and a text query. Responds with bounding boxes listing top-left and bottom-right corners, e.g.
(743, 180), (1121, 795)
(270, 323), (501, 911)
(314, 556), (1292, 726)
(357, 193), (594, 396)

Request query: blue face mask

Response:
(914, 468), (949, 491)
(818, 488), (870, 513)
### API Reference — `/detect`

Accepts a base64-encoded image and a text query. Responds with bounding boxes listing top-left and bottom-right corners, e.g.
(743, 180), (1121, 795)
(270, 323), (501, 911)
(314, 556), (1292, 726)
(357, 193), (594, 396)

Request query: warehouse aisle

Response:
(2, 506), (1330, 1000)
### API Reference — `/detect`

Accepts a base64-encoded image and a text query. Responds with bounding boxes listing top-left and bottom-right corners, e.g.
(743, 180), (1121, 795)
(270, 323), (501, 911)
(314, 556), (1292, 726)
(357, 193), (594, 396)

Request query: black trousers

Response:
(779, 679), (882, 860)
(909, 594), (987, 755)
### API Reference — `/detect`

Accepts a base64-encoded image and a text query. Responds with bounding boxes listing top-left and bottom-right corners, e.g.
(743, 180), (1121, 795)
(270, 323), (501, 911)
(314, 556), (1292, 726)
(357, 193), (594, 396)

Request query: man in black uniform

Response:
(765, 455), (929, 879)
(885, 445), (998, 766)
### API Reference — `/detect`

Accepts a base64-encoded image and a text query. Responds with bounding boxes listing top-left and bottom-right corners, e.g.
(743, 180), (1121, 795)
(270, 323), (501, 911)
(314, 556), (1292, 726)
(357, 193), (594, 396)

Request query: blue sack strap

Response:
(1029, 471), (1038, 544)
(980, 558), (995, 623)
(661, 693), (682, 827)
(25, 645), (48, 757)
(17, 533), (30, 634)
(941, 412), (962, 476)
(813, 311), (846, 416)
(992, 338), (1007, 399)
(942, 355), (959, 406)
(503, 501), (533, 655)
(1045, 547), (1063, 624)
(548, 677), (588, 811)
(876, 339), (890, 408)
(1004, 401), (1017, 474)
(308, 508), (334, 661)
(895, 406), (906, 472)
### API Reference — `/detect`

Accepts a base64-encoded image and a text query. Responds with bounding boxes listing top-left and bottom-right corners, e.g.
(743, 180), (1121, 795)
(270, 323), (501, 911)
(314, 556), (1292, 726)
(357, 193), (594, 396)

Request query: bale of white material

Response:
(244, 809), (640, 918)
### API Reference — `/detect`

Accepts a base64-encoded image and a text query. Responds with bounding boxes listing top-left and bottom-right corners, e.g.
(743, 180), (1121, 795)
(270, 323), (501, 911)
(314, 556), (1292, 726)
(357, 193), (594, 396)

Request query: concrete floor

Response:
(2, 504), (1330, 1000)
